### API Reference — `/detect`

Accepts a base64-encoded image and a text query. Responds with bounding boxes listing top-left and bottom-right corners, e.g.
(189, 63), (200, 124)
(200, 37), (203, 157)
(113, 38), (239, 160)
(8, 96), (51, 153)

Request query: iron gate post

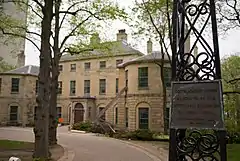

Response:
(169, 0), (227, 160)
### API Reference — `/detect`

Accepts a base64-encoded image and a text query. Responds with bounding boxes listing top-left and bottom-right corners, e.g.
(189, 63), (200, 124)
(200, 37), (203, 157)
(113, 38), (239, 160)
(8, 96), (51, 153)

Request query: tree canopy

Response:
(221, 54), (240, 132)
(0, 57), (15, 72)
(216, 0), (240, 33)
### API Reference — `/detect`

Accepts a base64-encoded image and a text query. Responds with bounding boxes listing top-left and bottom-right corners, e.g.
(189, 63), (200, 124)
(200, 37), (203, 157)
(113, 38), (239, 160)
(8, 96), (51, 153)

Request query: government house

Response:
(0, 29), (178, 132)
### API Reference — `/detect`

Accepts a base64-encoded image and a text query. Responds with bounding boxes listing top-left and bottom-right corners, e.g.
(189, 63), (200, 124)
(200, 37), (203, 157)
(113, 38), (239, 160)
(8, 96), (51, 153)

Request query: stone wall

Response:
(0, 74), (37, 126)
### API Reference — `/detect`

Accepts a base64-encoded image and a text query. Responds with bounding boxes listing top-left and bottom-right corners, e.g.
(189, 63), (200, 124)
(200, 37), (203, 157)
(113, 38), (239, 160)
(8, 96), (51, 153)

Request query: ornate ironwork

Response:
(170, 0), (227, 160)
(174, 0), (221, 81)
(176, 129), (220, 161)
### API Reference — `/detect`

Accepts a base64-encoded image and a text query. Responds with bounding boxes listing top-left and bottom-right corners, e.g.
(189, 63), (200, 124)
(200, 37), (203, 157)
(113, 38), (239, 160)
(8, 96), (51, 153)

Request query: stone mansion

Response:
(0, 29), (174, 132)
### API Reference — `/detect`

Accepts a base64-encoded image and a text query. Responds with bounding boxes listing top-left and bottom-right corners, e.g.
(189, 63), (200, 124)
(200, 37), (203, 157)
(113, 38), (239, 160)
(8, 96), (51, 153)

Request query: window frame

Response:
(138, 108), (149, 129)
(57, 106), (62, 119)
(163, 67), (171, 87)
(115, 107), (118, 124)
(35, 80), (38, 94)
(58, 81), (62, 94)
(125, 107), (128, 128)
(84, 62), (91, 70)
(116, 78), (119, 93)
(10, 106), (18, 122)
(70, 64), (76, 71)
(70, 80), (76, 96)
(99, 61), (106, 69)
(99, 79), (106, 95)
(84, 80), (90, 95)
(138, 67), (148, 89)
(11, 78), (20, 93)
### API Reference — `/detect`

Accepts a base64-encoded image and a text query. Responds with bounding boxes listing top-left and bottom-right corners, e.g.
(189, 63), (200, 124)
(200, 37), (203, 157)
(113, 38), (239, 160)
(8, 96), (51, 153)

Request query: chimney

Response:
(90, 33), (100, 44)
(17, 50), (25, 67)
(147, 38), (152, 54)
(117, 29), (127, 42)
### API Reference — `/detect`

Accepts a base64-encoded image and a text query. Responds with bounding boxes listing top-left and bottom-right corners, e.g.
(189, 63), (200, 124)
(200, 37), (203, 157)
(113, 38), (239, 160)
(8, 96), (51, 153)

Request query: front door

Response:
(74, 103), (84, 123)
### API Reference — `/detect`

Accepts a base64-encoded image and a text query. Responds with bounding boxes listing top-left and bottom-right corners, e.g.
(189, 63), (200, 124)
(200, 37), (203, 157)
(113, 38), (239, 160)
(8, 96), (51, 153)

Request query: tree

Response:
(48, 0), (127, 145)
(130, 0), (172, 134)
(1, 0), (127, 158)
(216, 0), (240, 32)
(221, 54), (240, 133)
(0, 57), (15, 72)
(0, 0), (53, 159)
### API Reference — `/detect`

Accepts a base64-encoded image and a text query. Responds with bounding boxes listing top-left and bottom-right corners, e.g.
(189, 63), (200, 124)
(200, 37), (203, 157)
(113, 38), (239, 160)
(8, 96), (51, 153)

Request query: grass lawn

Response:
(0, 140), (33, 150)
(0, 140), (64, 161)
(0, 140), (33, 161)
(227, 144), (240, 161)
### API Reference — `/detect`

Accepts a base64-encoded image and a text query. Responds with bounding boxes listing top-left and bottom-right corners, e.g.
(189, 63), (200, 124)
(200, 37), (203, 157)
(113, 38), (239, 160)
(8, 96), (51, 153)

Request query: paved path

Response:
(0, 126), (161, 161)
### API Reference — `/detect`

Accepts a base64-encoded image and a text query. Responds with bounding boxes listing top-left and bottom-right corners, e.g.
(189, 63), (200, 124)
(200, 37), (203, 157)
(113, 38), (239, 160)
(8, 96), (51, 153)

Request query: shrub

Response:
(227, 131), (240, 144)
(134, 129), (154, 141)
(72, 121), (92, 132)
(89, 123), (105, 134)
(112, 129), (154, 141)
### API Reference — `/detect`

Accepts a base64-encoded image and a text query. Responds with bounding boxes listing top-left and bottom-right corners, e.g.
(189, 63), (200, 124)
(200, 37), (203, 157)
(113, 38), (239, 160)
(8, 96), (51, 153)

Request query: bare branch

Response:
(227, 77), (240, 84)
(0, 28), (40, 51)
(59, 13), (99, 50)
(142, 0), (172, 65)
(61, 47), (94, 55)
(28, 2), (43, 19)
(32, 0), (43, 9)
(58, 1), (91, 30)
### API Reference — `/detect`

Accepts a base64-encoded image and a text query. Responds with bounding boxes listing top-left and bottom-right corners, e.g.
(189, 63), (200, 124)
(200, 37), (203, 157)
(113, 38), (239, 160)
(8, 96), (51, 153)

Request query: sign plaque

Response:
(170, 80), (224, 129)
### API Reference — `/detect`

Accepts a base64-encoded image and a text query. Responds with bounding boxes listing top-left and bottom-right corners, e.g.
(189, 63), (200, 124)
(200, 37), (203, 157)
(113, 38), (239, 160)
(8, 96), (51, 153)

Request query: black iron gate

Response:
(169, 0), (227, 160)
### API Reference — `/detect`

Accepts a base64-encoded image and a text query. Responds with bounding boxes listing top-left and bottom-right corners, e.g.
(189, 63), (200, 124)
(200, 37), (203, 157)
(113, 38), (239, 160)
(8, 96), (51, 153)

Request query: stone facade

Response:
(0, 2), (27, 67)
(0, 30), (174, 132)
(0, 73), (37, 126)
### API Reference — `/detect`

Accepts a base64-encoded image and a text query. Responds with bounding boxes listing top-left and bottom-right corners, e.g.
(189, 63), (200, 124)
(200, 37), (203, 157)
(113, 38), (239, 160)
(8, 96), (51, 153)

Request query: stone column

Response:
(83, 101), (88, 121)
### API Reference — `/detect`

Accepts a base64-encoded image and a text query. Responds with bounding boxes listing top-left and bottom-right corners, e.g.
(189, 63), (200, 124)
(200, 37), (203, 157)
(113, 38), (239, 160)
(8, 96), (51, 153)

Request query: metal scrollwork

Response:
(170, 0), (226, 160)
(176, 0), (216, 81)
(176, 130), (220, 161)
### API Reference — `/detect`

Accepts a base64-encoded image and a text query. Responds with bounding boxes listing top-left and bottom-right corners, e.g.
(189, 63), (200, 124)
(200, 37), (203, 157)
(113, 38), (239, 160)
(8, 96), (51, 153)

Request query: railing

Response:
(95, 86), (128, 121)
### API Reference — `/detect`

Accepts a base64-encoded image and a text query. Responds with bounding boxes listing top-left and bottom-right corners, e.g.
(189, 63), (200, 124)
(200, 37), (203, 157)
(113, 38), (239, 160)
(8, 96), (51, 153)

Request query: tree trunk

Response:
(49, 0), (60, 145)
(33, 0), (53, 159)
(49, 68), (58, 145)
(159, 41), (168, 135)
(160, 66), (168, 134)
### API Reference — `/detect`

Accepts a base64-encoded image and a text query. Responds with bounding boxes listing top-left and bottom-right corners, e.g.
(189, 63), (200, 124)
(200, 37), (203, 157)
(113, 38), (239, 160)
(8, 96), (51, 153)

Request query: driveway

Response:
(0, 126), (161, 161)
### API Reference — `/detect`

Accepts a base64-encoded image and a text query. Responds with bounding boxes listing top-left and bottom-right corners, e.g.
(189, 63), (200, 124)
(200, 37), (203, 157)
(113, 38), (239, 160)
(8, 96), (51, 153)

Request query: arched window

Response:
(138, 108), (149, 129)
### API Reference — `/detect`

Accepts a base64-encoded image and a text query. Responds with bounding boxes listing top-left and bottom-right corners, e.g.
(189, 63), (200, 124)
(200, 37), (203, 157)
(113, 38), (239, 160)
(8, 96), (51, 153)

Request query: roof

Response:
(60, 40), (144, 62)
(118, 51), (171, 68)
(2, 65), (39, 76)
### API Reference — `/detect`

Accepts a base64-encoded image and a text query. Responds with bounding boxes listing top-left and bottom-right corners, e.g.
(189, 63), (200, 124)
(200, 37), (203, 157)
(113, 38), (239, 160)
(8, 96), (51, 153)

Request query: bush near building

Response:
(72, 122), (169, 141)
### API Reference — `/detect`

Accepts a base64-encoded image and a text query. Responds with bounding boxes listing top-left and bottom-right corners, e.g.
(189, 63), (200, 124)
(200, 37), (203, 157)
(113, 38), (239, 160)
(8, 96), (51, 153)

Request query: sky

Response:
(24, 0), (240, 66)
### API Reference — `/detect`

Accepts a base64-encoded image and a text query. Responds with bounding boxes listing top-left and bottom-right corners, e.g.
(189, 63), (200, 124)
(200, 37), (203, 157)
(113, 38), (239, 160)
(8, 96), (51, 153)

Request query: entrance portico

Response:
(70, 97), (96, 125)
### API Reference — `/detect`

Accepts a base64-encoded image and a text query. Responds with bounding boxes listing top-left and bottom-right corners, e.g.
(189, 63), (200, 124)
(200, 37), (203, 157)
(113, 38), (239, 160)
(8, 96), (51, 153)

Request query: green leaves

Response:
(62, 0), (127, 55)
(0, 57), (15, 72)
(221, 54), (240, 132)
